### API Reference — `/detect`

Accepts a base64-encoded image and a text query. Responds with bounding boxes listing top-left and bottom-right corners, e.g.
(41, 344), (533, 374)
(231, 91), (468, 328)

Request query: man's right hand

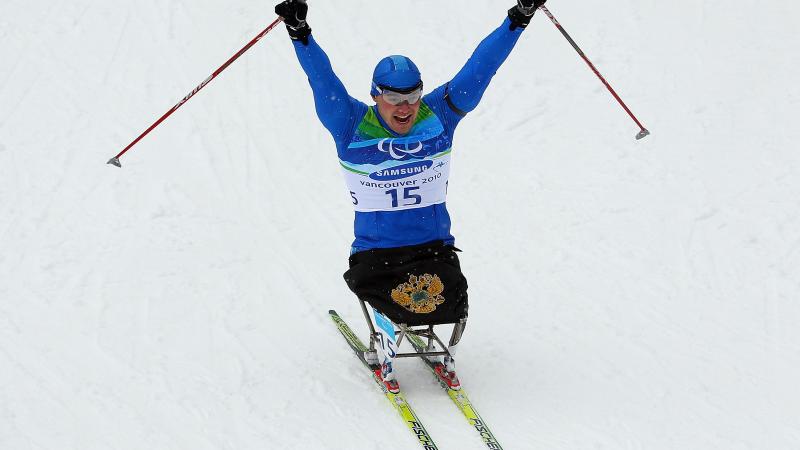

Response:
(275, 0), (311, 44)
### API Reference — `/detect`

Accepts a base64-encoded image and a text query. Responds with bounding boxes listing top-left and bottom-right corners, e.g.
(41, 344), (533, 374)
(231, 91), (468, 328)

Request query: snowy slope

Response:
(1, 0), (799, 449)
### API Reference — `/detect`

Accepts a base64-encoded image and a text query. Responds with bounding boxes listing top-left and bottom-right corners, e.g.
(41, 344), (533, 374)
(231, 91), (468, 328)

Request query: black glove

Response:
(275, 0), (311, 45)
(508, 0), (546, 30)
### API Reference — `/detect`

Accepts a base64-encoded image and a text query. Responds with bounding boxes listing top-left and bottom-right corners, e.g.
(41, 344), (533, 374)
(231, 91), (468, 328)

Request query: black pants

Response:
(344, 241), (469, 326)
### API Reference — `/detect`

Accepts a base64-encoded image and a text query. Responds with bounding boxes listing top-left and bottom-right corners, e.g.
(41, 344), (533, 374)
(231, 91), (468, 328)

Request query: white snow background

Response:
(1, 0), (799, 449)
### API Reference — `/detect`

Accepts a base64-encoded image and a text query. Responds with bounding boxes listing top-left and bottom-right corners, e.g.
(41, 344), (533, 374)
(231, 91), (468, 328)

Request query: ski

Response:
(406, 332), (504, 450)
(328, 310), (439, 450)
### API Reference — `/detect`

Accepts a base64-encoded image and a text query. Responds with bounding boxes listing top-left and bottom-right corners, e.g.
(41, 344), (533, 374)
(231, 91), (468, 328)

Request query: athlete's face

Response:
(373, 94), (421, 135)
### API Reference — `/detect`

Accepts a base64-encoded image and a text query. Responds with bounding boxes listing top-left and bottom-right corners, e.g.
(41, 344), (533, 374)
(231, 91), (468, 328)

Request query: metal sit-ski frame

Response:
(357, 298), (466, 360)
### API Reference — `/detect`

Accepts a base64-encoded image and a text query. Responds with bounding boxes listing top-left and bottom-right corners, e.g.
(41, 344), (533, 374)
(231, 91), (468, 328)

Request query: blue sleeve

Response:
(441, 17), (525, 115)
(292, 35), (367, 143)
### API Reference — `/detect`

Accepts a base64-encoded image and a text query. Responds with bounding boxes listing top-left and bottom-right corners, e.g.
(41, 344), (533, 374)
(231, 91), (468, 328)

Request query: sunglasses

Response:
(375, 83), (423, 106)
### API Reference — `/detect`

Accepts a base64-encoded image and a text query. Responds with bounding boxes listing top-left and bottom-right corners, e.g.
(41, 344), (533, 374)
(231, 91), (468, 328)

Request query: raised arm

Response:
(275, 0), (365, 140)
(445, 0), (546, 115)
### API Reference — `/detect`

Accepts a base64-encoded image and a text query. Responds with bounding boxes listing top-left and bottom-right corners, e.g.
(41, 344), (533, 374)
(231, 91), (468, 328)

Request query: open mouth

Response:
(393, 113), (412, 125)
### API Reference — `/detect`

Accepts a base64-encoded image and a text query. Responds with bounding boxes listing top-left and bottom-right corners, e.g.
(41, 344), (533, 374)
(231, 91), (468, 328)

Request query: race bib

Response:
(340, 147), (451, 212)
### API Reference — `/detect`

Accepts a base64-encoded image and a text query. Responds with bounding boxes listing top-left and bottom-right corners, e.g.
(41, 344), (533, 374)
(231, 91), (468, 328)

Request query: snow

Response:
(1, 0), (799, 449)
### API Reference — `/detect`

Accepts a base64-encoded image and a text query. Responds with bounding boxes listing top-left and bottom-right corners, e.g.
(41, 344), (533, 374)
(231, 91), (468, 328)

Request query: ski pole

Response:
(107, 16), (285, 167)
(539, 6), (650, 140)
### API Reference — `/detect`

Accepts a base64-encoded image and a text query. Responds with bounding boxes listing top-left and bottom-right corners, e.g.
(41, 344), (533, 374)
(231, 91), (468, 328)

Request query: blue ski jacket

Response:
(291, 17), (525, 251)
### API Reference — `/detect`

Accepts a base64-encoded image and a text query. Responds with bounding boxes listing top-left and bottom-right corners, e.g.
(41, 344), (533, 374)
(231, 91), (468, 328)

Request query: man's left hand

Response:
(509, 0), (546, 29)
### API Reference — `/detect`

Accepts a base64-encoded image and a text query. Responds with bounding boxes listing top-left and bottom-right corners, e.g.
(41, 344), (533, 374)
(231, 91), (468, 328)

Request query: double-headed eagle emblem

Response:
(390, 274), (445, 314)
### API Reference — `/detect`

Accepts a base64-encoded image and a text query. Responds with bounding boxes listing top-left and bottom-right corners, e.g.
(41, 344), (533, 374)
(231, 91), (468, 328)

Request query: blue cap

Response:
(371, 55), (422, 96)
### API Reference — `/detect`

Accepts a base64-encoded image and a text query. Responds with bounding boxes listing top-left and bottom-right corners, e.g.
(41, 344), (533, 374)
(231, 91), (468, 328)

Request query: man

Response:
(275, 0), (547, 393)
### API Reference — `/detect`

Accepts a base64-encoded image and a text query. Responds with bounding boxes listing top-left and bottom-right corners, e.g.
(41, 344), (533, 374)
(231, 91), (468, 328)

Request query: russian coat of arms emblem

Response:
(390, 274), (445, 314)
